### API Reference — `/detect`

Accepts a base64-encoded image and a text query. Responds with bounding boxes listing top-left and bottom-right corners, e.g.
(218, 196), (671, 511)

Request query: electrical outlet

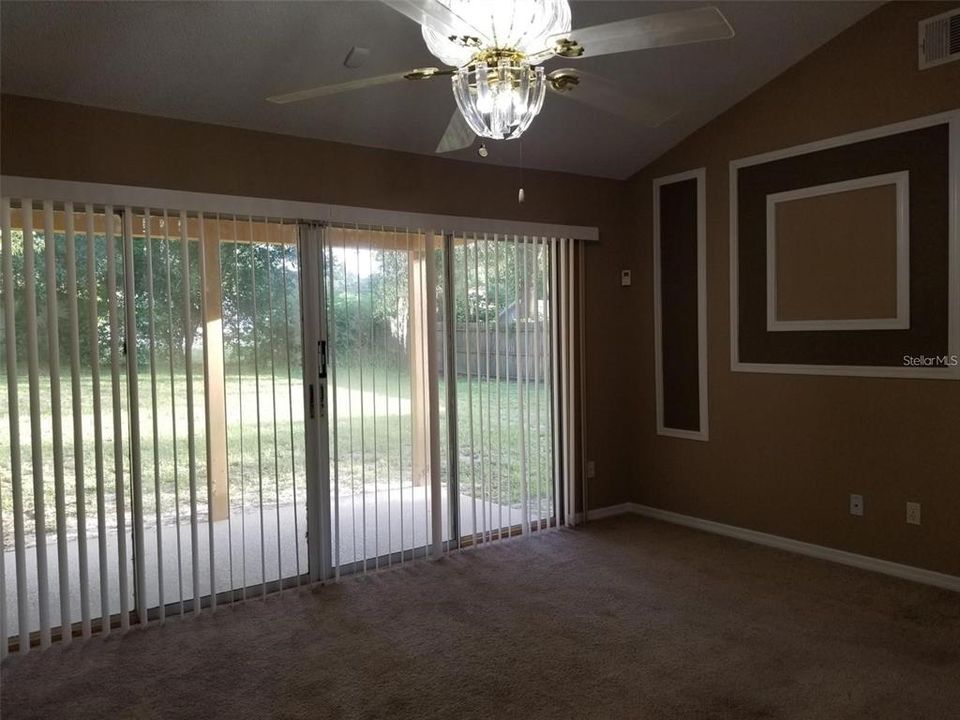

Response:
(586, 461), (596, 478)
(906, 502), (921, 526)
(849, 493), (864, 517)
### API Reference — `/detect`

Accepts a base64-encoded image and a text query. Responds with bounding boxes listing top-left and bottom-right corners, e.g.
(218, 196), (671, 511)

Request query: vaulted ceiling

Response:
(1, 1), (878, 179)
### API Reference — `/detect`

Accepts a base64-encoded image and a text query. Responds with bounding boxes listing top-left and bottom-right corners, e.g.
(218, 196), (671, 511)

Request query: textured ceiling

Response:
(0, 1), (878, 179)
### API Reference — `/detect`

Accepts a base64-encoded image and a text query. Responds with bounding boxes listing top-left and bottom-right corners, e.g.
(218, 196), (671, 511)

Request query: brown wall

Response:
(0, 92), (636, 511)
(627, 1), (960, 575)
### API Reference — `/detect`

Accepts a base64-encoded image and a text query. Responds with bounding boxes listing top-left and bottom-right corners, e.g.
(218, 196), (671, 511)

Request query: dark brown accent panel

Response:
(737, 123), (950, 366)
(659, 178), (701, 432)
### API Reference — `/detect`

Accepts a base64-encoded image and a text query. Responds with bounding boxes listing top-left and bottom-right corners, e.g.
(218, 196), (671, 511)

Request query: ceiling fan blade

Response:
(435, 109), (476, 153)
(266, 67), (447, 104)
(382, 0), (491, 44)
(547, 69), (677, 128)
(550, 6), (734, 59)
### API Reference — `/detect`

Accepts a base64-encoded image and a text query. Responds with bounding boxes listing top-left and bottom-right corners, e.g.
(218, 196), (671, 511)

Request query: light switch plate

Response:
(621, 269), (632, 286)
(906, 501), (921, 525)
(849, 493), (864, 517)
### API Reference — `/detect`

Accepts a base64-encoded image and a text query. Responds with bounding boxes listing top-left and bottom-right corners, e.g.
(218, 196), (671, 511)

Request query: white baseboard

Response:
(578, 503), (634, 523)
(584, 502), (960, 593)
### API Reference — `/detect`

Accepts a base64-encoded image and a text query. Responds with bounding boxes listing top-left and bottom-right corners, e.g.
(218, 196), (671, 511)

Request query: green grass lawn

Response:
(0, 366), (553, 544)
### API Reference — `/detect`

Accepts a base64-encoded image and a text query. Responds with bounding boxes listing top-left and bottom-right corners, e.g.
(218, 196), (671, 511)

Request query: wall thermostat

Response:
(621, 269), (632, 287)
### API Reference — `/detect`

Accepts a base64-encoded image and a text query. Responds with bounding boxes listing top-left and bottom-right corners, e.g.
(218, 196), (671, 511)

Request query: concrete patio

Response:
(4, 489), (541, 636)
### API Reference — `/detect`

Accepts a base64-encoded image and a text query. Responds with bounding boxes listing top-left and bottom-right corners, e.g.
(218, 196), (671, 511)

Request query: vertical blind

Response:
(1, 194), (588, 655)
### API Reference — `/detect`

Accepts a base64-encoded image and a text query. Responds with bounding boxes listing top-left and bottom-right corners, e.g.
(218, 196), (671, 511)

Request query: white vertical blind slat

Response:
(266, 230), (283, 589)
(419, 230), (430, 557)
(425, 230), (443, 559)
(144, 210), (166, 623)
(2, 198), (26, 655)
(163, 210), (186, 617)
(578, 240), (588, 521)
(106, 206), (130, 632)
(0, 200), (8, 657)
(280, 227), (300, 584)
(370, 228), (380, 569)
(398, 228), (408, 564)
(2, 199), (23, 653)
(383, 228), (394, 565)
(550, 238), (561, 527)
(23, 201), (52, 648)
(43, 201), (71, 643)
(472, 234), (487, 544)
(493, 235), (503, 540)
(327, 232), (342, 577)
(86, 206), (110, 635)
(197, 212), (217, 611)
(527, 237), (535, 532)
(515, 235), (528, 536)
(233, 218), (248, 600)
(64, 204), (92, 637)
(123, 208), (147, 627)
(219, 216), (235, 601)
(533, 237), (542, 532)
(481, 233), (492, 542)
(179, 210), (200, 614)
(558, 238), (570, 526)
(355, 230), (368, 571)
(567, 239), (577, 526)
(541, 237), (553, 525)
(463, 235), (476, 545)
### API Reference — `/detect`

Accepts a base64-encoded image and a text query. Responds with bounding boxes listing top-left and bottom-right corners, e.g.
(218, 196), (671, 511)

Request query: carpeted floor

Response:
(2, 515), (958, 719)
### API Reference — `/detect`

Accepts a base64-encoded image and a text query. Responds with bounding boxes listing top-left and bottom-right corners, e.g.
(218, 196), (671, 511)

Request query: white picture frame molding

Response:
(765, 171), (911, 333)
(729, 109), (960, 380)
(653, 167), (709, 440)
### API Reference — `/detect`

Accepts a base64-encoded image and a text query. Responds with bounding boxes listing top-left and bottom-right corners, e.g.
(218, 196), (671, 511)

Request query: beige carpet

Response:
(2, 515), (958, 719)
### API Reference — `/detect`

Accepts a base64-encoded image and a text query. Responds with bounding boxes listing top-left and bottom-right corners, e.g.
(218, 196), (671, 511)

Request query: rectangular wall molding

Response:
(652, 168), (709, 440)
(730, 109), (960, 379)
(765, 171), (911, 332)
(582, 503), (960, 593)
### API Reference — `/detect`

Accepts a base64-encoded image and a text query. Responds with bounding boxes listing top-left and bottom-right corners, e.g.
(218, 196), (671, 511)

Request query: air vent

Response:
(919, 8), (960, 69)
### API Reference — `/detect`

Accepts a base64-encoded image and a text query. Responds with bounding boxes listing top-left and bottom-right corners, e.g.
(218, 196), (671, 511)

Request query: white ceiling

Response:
(0, 1), (878, 179)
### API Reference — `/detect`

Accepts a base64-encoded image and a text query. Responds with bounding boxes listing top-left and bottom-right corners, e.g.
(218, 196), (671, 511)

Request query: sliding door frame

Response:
(2, 177), (595, 651)
(299, 223), (333, 582)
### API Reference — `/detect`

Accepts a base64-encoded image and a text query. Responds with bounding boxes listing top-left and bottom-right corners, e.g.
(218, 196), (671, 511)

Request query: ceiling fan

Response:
(267, 0), (735, 154)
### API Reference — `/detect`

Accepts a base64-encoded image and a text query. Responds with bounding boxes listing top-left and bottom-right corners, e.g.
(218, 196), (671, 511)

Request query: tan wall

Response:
(627, 1), (960, 575)
(0, 92), (636, 511)
(3, 1), (958, 573)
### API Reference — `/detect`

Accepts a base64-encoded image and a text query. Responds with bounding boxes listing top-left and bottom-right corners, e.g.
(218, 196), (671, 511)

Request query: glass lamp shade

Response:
(452, 60), (546, 140)
(422, 0), (572, 67)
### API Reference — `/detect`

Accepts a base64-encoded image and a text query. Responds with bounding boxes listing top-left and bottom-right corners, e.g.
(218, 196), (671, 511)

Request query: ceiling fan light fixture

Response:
(452, 58), (545, 140)
(421, 0), (572, 67)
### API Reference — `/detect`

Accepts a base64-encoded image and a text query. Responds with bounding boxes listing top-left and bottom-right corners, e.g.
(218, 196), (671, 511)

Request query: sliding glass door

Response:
(319, 227), (447, 571)
(315, 227), (558, 572)
(1, 203), (311, 649)
(125, 212), (310, 612)
(2, 193), (576, 653)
